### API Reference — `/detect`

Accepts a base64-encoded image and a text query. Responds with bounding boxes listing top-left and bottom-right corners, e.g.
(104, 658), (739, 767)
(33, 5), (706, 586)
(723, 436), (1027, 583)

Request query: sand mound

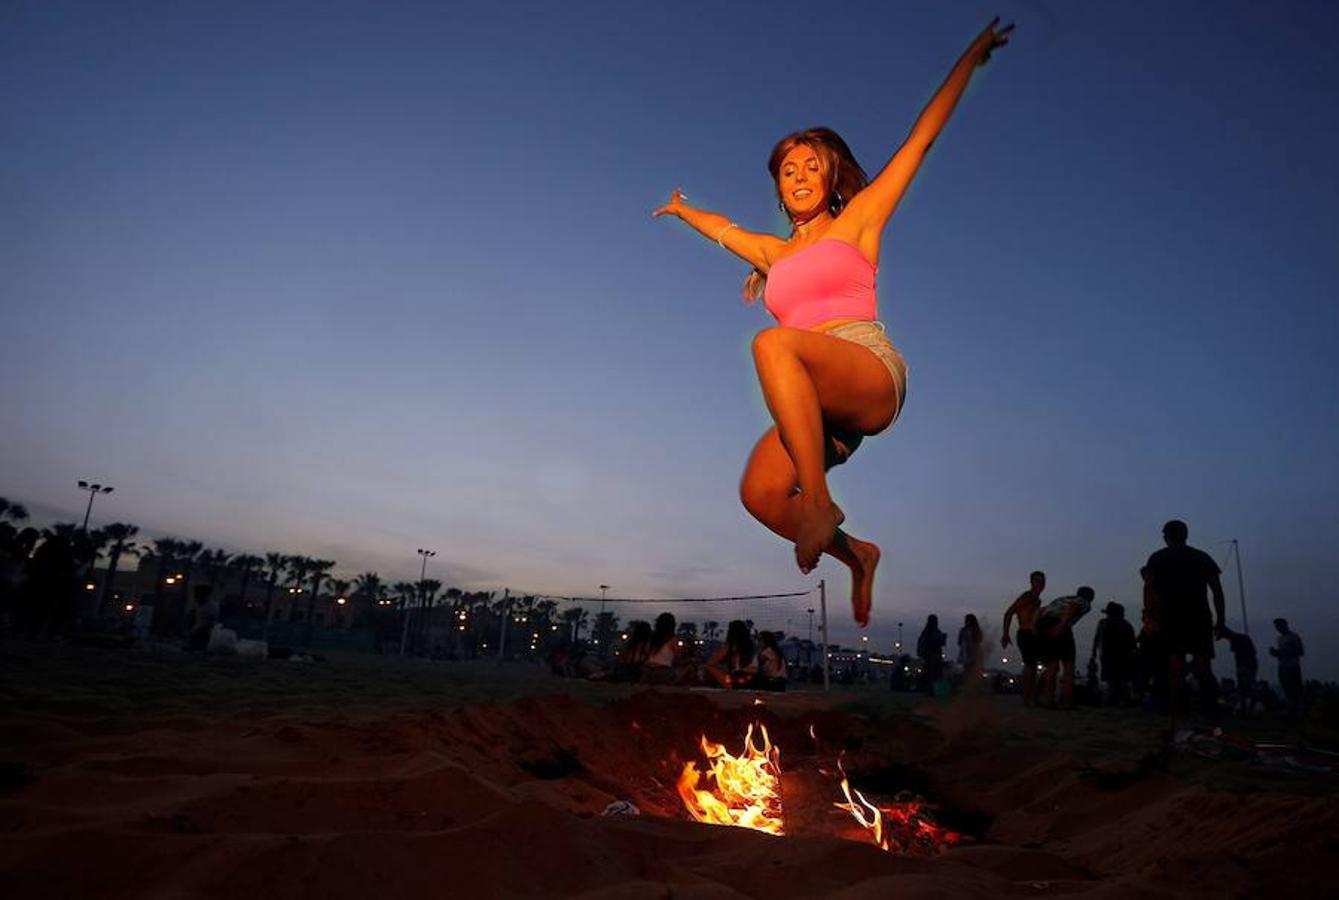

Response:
(1, 682), (1333, 897)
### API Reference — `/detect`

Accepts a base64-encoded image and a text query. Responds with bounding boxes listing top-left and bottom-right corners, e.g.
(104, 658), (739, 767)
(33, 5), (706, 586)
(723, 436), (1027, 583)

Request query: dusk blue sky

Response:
(3, 1), (1336, 675)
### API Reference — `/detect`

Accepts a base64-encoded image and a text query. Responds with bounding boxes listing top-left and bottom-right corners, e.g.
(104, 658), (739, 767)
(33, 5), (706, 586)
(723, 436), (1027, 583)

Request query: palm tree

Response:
(200, 548), (233, 609)
(352, 571), (382, 626)
(260, 552), (288, 638)
(282, 555), (311, 623)
(97, 523), (140, 616)
(229, 554), (265, 615)
(561, 606), (589, 642)
(327, 577), (352, 628)
(145, 537), (180, 634)
(592, 611), (620, 656)
(415, 578), (442, 651)
(0, 498), (30, 522)
(171, 540), (203, 634)
(305, 558), (334, 628)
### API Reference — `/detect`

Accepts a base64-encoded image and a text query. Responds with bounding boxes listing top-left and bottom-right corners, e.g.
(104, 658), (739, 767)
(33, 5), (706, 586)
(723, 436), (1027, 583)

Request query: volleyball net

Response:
(538, 583), (836, 685)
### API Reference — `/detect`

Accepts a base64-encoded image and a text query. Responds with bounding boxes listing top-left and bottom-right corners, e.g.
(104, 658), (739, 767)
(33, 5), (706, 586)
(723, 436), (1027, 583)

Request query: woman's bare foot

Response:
(846, 536), (880, 626)
(795, 500), (844, 573)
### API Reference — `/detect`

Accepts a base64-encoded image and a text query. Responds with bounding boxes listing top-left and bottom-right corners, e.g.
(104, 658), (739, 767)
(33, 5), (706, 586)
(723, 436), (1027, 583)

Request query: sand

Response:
(1, 641), (1334, 898)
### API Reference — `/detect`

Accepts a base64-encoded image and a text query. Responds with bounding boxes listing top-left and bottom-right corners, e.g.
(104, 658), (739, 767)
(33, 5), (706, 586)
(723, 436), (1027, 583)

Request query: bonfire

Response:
(677, 722), (958, 855)
(676, 722), (784, 835)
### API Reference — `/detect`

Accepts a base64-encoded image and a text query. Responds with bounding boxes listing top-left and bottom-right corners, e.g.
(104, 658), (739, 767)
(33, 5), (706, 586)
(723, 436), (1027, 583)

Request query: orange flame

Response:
(833, 757), (960, 855)
(677, 723), (784, 835)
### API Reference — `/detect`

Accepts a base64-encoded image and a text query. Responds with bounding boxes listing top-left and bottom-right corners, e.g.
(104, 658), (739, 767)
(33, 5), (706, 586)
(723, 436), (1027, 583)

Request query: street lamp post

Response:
(401, 548), (436, 656)
(77, 481), (113, 532)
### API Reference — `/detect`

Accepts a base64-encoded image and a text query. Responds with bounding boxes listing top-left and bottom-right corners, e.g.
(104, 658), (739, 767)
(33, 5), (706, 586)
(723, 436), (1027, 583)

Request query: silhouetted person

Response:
(1036, 586), (1094, 709)
(603, 620), (652, 682)
(1221, 625), (1258, 714)
(1001, 571), (1045, 706)
(21, 531), (79, 638)
(957, 613), (983, 682)
(640, 612), (679, 683)
(756, 630), (788, 691)
(1145, 519), (1225, 719)
(917, 614), (946, 695)
(1091, 601), (1136, 707)
(1269, 618), (1305, 713)
(705, 620), (757, 688)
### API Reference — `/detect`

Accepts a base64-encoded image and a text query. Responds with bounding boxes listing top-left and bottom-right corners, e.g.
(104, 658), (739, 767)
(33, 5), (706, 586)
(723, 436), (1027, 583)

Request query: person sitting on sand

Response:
(643, 612), (693, 685)
(1035, 586), (1094, 709)
(591, 620), (653, 682)
(1090, 601), (1136, 707)
(705, 620), (759, 689)
(1001, 571), (1045, 707)
(917, 614), (947, 695)
(756, 630), (788, 691)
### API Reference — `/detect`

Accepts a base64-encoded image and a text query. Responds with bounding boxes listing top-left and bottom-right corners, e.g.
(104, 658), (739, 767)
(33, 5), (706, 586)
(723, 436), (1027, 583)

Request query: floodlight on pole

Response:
(77, 480), (114, 532)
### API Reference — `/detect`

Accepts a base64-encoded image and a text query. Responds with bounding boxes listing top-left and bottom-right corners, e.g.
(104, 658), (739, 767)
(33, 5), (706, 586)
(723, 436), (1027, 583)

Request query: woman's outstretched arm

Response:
(844, 17), (1013, 241)
(654, 188), (786, 271)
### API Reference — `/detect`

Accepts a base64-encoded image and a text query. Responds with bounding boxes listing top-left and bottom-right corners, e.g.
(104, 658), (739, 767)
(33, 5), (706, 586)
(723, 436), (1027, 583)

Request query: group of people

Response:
(551, 612), (788, 691)
(993, 520), (1307, 717)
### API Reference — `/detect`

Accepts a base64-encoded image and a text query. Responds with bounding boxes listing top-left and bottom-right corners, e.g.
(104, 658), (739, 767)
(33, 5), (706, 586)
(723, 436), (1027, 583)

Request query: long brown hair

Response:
(743, 126), (870, 302)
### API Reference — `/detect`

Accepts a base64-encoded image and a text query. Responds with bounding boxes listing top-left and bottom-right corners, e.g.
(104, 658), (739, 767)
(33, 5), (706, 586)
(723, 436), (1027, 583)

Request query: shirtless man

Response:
(1001, 571), (1045, 707)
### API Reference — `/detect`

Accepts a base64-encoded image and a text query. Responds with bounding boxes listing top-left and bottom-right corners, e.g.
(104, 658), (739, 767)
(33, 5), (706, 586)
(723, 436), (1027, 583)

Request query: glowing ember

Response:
(677, 723), (784, 835)
(834, 758), (960, 855)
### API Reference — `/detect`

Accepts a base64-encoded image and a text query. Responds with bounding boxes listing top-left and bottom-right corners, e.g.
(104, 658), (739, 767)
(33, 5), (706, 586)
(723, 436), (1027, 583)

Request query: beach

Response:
(1, 641), (1334, 898)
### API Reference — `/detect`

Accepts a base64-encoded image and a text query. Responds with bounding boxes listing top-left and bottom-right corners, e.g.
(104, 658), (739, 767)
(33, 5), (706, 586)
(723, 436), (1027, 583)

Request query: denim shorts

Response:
(826, 320), (908, 420)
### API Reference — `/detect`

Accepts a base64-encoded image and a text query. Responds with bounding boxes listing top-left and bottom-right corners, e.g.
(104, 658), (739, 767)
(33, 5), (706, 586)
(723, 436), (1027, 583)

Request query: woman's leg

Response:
(740, 427), (881, 626)
(750, 327), (898, 571)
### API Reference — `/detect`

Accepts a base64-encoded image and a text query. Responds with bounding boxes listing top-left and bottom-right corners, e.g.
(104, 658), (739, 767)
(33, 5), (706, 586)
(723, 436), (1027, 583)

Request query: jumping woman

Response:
(654, 18), (1012, 626)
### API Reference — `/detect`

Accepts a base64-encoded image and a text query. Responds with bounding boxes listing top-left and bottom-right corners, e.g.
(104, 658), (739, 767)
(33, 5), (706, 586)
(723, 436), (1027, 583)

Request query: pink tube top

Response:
(763, 239), (877, 329)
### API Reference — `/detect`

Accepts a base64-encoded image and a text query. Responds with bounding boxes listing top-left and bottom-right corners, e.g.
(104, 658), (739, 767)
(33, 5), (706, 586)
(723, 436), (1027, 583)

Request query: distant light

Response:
(861, 635), (868, 642)
(677, 640), (684, 646)
(336, 597), (347, 605)
(1002, 657), (1009, 664)
(85, 582), (96, 591)
(124, 603), (135, 612)
(165, 577), (176, 585)
(621, 633), (628, 640)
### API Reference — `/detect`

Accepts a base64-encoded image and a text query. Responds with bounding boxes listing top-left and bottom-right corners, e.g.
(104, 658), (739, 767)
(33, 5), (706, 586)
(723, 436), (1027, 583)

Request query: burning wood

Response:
(834, 757), (960, 855)
(676, 723), (784, 835)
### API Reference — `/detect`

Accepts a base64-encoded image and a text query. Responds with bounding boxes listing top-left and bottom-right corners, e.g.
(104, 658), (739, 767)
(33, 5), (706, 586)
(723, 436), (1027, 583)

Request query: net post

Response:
(497, 588), (509, 662)
(819, 579), (830, 692)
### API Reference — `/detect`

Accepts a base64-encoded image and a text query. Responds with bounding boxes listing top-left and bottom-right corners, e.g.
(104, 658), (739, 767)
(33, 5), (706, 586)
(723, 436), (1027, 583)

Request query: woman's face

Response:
(777, 144), (829, 222)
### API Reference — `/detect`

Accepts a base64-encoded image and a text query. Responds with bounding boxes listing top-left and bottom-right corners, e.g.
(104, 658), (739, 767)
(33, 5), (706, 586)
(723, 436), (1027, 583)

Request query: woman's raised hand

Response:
(972, 17), (1014, 66)
(652, 187), (689, 219)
